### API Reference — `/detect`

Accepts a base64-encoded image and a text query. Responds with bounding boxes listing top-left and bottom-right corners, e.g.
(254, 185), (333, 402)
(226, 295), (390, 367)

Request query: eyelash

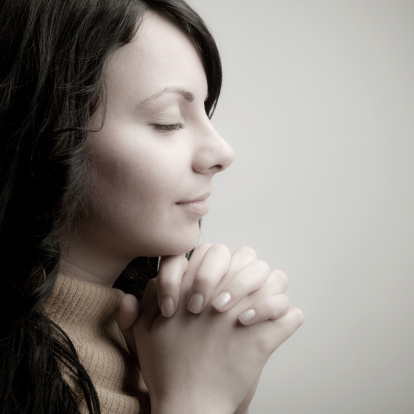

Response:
(153, 123), (185, 132)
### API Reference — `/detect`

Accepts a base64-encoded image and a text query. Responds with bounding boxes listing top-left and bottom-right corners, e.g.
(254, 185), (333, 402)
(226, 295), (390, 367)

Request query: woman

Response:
(0, 0), (303, 413)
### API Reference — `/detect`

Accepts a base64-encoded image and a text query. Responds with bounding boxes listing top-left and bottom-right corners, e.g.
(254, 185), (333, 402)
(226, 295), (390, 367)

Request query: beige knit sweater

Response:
(44, 274), (143, 414)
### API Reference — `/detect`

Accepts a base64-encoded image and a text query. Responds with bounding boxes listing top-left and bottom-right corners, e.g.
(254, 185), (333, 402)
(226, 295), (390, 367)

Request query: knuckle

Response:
(177, 255), (189, 271)
(277, 269), (289, 282)
(157, 277), (178, 294)
(259, 295), (291, 321)
(237, 245), (257, 258)
(191, 270), (214, 292)
(194, 269), (211, 283)
(255, 333), (274, 355)
(159, 255), (187, 274)
(191, 280), (211, 295)
(276, 292), (289, 302)
(275, 294), (290, 315)
(194, 243), (213, 256)
(292, 307), (305, 326)
(266, 272), (278, 287)
(211, 243), (231, 258)
(197, 242), (213, 250)
(262, 300), (274, 315)
(256, 260), (270, 275)
(274, 269), (289, 289)
(158, 257), (188, 286)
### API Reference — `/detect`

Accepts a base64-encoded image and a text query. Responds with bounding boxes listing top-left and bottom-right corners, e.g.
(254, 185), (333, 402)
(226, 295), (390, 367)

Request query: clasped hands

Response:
(117, 244), (303, 414)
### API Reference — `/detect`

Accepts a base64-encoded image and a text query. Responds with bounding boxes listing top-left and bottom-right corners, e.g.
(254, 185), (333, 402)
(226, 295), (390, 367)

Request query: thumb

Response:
(138, 278), (161, 332)
(116, 293), (140, 361)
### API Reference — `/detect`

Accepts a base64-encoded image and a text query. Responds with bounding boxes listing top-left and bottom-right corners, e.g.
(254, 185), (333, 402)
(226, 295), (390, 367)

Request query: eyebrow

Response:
(136, 87), (195, 108)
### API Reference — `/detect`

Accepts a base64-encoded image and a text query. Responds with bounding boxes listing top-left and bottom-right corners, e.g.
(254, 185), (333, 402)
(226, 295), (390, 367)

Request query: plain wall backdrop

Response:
(187, 1), (414, 413)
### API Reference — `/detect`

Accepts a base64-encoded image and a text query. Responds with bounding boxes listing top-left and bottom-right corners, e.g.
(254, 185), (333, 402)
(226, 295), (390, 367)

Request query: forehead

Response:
(105, 12), (208, 103)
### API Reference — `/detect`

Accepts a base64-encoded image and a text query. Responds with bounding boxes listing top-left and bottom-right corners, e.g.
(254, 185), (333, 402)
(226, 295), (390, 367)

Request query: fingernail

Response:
(188, 293), (204, 314)
(212, 291), (232, 311)
(239, 309), (256, 325)
(162, 297), (175, 317)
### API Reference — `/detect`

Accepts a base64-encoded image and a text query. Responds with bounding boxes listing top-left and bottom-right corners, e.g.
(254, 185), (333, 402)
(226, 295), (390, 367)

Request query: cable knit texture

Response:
(44, 274), (141, 414)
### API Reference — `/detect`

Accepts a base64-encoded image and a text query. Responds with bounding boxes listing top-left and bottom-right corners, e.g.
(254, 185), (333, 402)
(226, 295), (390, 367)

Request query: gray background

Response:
(187, 1), (414, 413)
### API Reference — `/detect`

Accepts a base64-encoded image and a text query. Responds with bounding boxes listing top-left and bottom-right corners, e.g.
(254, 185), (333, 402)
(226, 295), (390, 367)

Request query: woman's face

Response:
(84, 12), (234, 263)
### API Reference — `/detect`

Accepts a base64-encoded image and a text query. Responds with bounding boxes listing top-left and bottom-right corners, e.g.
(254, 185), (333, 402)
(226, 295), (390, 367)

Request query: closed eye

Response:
(153, 123), (185, 131)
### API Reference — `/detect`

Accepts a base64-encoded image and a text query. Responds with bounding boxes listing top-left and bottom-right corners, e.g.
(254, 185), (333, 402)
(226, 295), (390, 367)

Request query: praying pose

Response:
(0, 1), (303, 413)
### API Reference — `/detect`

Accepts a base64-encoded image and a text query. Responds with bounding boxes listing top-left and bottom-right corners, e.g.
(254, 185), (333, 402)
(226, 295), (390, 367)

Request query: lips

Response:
(176, 191), (211, 205)
(176, 191), (211, 216)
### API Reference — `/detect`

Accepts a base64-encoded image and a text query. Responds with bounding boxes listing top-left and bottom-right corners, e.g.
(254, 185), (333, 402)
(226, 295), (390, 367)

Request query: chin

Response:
(141, 226), (201, 258)
(159, 237), (199, 257)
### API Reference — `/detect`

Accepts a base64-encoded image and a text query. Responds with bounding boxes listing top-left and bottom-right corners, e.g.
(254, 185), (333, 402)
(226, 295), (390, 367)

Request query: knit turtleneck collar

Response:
(45, 274), (125, 330)
(44, 274), (142, 414)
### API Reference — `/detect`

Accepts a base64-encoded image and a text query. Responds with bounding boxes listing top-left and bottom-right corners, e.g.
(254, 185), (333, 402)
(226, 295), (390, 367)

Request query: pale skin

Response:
(60, 11), (303, 414)
(118, 244), (303, 414)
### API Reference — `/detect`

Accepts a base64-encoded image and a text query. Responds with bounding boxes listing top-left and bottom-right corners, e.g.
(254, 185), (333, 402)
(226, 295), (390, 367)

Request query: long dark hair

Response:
(0, 0), (222, 412)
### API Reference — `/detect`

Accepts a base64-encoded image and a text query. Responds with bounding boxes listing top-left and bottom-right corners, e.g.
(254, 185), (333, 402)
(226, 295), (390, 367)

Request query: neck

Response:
(59, 238), (131, 287)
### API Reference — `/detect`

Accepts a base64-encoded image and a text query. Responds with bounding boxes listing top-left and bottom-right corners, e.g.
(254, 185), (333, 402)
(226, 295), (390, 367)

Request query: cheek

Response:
(90, 138), (186, 222)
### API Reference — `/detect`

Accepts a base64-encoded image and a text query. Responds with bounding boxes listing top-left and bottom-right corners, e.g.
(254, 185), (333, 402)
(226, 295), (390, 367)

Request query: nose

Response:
(192, 121), (235, 174)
